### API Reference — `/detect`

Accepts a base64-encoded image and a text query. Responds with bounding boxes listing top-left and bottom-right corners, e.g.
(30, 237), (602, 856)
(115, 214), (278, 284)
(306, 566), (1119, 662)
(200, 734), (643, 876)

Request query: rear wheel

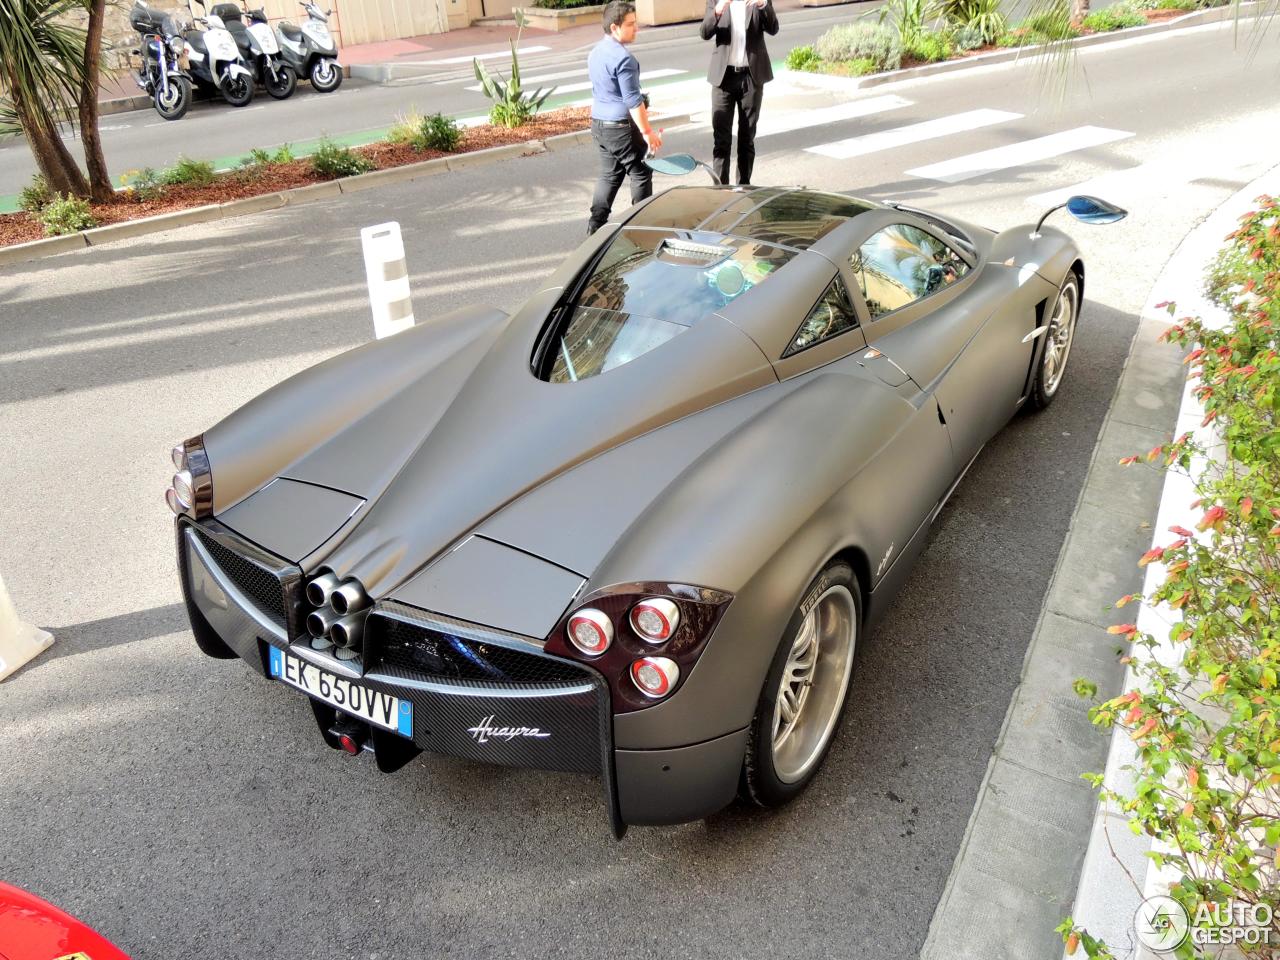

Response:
(309, 57), (341, 92)
(264, 62), (296, 99)
(153, 75), (190, 120)
(1027, 272), (1080, 411)
(221, 72), (255, 106)
(741, 561), (860, 808)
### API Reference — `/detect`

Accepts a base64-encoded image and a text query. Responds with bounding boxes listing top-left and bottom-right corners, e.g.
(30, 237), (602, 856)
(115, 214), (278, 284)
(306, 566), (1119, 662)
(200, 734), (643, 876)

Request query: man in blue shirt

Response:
(587, 0), (662, 234)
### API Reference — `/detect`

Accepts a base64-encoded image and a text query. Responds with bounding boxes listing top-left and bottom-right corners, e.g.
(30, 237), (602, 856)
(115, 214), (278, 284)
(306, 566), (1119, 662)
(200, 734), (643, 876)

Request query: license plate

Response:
(268, 647), (412, 738)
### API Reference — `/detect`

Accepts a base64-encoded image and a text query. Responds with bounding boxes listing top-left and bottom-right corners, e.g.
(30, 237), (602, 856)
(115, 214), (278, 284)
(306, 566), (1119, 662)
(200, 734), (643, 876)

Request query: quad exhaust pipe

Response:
(306, 571), (342, 608)
(304, 572), (371, 659)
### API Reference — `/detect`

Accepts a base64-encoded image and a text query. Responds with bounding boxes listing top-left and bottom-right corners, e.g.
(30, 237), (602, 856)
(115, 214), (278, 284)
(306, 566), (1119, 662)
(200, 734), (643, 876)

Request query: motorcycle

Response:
(183, 0), (256, 107)
(211, 2), (297, 100)
(272, 1), (342, 93)
(128, 0), (192, 121)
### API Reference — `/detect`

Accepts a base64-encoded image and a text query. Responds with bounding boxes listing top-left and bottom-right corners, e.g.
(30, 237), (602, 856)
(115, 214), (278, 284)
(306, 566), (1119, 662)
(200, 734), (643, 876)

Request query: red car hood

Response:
(0, 882), (129, 960)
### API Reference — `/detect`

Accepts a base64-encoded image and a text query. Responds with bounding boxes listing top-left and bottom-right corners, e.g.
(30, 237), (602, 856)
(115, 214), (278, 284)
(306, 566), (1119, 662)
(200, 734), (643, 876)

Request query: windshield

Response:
(539, 228), (795, 381)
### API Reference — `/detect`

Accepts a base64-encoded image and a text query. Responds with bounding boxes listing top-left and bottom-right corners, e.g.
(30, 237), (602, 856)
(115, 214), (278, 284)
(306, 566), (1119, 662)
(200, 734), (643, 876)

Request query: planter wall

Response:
(635, 0), (704, 25)
(512, 4), (604, 29)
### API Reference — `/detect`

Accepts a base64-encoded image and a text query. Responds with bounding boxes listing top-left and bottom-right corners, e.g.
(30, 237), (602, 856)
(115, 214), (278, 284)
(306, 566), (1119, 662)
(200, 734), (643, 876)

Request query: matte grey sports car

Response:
(170, 177), (1121, 836)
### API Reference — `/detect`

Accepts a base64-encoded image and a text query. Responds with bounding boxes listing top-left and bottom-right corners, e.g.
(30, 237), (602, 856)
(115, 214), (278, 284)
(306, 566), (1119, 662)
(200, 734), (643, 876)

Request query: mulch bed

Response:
(0, 106), (591, 248)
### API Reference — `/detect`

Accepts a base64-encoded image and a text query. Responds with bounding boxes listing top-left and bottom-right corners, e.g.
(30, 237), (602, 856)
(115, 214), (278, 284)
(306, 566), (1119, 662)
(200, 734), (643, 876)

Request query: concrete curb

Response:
(1061, 159), (1280, 960)
(782, 2), (1266, 94)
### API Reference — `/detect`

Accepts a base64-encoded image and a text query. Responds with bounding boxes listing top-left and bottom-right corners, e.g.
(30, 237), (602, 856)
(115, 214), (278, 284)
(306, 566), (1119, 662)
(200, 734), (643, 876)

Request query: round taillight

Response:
(171, 443), (187, 470)
(172, 469), (194, 509)
(630, 598), (680, 643)
(165, 487), (181, 515)
(567, 608), (613, 656)
(630, 657), (679, 699)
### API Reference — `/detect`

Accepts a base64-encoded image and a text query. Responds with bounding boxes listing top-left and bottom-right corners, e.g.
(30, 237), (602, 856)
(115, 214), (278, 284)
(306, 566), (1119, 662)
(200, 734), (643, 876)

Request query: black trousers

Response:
(588, 118), (653, 235)
(711, 68), (764, 186)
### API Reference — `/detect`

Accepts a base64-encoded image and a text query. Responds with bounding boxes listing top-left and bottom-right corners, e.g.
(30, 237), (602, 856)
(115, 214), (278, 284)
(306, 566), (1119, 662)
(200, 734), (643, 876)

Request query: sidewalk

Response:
(336, 0), (821, 74)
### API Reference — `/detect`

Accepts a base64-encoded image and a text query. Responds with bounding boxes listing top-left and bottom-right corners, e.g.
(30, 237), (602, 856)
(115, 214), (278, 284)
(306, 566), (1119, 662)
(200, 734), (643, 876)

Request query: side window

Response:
(851, 223), (970, 320)
(784, 276), (859, 357)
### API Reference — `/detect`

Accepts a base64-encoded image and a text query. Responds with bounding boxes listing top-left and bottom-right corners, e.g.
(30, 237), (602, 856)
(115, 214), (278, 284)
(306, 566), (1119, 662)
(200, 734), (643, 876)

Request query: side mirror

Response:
(646, 153), (698, 176)
(644, 153), (723, 185)
(1034, 194), (1127, 235)
(1066, 195), (1128, 225)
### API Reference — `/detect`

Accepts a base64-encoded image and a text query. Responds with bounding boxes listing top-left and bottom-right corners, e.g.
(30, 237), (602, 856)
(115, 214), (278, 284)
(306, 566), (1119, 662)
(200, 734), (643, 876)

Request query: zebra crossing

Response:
(417, 64), (1272, 209)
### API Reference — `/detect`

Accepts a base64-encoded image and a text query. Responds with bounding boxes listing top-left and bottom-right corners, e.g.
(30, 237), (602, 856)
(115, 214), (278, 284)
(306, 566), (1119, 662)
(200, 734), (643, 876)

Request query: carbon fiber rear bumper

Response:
(177, 520), (743, 835)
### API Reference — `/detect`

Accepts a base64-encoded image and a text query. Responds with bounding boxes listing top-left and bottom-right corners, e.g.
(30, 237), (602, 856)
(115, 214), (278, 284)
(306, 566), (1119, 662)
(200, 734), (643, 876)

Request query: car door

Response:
(845, 219), (1034, 466)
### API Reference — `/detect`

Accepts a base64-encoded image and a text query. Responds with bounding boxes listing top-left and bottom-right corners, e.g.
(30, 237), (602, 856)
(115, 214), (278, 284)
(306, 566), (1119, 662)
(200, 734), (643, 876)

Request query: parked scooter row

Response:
(129, 0), (342, 121)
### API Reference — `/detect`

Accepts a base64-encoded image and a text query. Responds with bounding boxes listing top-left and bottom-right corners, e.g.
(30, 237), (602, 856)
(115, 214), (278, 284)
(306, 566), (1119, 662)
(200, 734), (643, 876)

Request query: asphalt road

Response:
(1, 22), (1276, 960)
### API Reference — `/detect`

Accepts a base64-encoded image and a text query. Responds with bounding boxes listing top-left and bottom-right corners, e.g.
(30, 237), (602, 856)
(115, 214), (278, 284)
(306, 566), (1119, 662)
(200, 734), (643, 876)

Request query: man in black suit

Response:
(699, 0), (778, 187)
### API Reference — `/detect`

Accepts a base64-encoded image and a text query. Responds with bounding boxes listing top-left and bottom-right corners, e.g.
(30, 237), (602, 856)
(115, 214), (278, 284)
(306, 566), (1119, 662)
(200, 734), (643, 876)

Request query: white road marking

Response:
(1026, 126), (1280, 207)
(457, 66), (588, 88)
(755, 94), (913, 139)
(408, 45), (550, 66)
(464, 67), (686, 95)
(805, 108), (1021, 159)
(906, 126), (1135, 183)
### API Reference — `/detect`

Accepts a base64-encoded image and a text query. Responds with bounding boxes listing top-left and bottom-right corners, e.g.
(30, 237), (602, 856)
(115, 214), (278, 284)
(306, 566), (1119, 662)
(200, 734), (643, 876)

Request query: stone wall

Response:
(63, 1), (150, 70)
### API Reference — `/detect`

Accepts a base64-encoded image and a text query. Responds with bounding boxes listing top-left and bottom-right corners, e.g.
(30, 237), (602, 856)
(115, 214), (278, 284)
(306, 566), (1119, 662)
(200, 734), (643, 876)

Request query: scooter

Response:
(128, 0), (192, 120)
(183, 0), (256, 106)
(272, 1), (342, 93)
(211, 2), (297, 99)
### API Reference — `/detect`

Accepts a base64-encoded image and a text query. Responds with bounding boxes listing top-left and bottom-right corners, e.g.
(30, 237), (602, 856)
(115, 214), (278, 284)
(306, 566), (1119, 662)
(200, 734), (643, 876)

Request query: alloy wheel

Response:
(1041, 279), (1078, 397)
(771, 584), (857, 784)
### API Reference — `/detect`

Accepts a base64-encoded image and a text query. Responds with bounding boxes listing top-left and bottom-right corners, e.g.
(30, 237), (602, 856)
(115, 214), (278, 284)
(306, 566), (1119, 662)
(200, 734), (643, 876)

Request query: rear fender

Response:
(603, 370), (952, 748)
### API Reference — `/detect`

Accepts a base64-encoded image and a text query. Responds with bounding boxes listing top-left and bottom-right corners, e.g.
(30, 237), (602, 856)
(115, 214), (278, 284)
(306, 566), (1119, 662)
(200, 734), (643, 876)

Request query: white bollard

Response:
(360, 221), (416, 340)
(0, 571), (53, 682)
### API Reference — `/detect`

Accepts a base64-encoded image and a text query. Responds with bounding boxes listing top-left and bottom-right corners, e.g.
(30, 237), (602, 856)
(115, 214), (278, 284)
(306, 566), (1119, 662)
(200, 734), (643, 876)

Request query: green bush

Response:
(310, 139), (375, 178)
(1082, 4), (1145, 29)
(995, 29), (1026, 44)
(160, 155), (216, 186)
(529, 0), (594, 7)
(1156, 0), (1195, 7)
(951, 23), (987, 49)
(39, 194), (97, 236)
(942, 0), (1006, 43)
(418, 112), (462, 151)
(905, 31), (952, 61)
(814, 21), (903, 71)
(1059, 192), (1280, 960)
(387, 107), (424, 145)
(841, 56), (880, 75)
(18, 175), (52, 215)
(785, 44), (822, 71)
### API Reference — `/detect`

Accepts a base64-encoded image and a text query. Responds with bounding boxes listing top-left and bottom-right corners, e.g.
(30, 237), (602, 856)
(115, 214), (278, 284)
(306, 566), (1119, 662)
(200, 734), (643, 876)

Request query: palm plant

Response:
(472, 11), (556, 129)
(873, 0), (943, 50)
(0, 0), (113, 202)
(941, 0), (1006, 43)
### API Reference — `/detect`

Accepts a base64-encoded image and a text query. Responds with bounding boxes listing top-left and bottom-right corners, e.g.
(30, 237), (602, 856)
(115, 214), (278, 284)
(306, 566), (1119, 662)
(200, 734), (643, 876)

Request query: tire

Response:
(309, 57), (342, 92)
(153, 75), (191, 121)
(741, 561), (861, 808)
(264, 63), (296, 99)
(220, 72), (255, 107)
(1027, 271), (1081, 411)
